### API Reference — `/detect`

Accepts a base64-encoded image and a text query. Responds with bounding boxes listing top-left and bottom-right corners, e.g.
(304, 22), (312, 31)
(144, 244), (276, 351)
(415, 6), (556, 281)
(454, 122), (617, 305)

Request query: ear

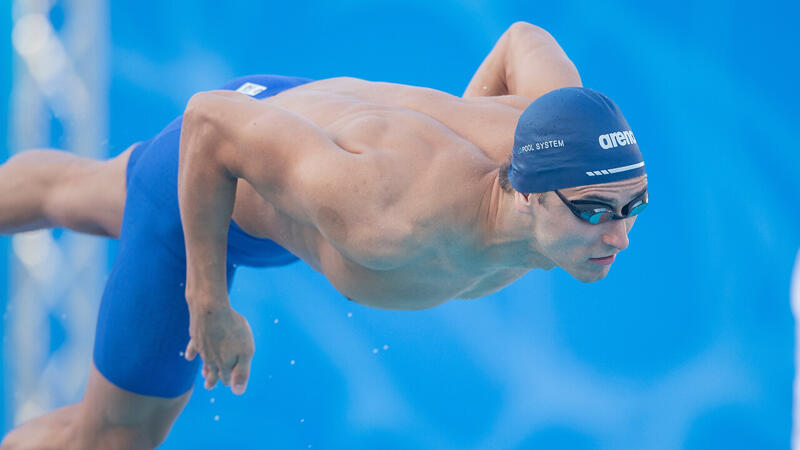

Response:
(514, 191), (535, 214)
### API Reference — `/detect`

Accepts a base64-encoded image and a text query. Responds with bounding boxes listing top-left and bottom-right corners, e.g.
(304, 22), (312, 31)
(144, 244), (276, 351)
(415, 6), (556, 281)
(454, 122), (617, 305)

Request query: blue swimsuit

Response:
(93, 75), (312, 398)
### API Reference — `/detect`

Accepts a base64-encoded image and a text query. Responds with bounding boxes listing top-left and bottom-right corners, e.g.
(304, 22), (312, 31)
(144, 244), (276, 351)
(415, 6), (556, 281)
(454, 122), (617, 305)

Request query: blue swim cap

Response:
(508, 87), (645, 193)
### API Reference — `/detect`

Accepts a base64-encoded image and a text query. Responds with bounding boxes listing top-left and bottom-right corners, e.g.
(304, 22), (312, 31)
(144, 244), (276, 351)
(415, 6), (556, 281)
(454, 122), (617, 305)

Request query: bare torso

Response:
(229, 77), (534, 309)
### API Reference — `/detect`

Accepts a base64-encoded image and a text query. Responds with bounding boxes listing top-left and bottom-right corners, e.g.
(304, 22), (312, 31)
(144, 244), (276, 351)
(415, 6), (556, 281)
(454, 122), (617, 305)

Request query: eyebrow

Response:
(574, 186), (648, 206)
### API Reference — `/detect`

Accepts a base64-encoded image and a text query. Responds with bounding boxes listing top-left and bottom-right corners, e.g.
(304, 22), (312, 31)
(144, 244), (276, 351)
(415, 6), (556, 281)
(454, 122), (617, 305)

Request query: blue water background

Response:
(2, 1), (799, 448)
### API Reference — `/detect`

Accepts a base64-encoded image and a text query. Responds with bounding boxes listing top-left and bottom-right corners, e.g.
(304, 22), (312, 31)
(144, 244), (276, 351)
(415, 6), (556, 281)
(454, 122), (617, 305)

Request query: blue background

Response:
(0, 1), (9, 435)
(3, 1), (800, 449)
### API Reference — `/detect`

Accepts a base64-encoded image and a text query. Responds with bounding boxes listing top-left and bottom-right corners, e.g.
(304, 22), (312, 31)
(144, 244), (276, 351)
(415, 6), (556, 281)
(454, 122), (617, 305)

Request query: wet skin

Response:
(519, 174), (648, 283)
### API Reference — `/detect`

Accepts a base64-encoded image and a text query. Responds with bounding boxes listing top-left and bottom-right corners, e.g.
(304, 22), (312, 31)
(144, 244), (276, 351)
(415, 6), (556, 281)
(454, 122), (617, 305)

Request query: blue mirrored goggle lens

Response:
(629, 202), (647, 216)
(583, 201), (647, 225)
(587, 211), (612, 224)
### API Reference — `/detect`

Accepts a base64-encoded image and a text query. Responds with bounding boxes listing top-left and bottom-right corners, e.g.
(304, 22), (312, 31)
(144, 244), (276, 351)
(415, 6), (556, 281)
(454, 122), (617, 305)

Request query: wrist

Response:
(185, 286), (230, 313)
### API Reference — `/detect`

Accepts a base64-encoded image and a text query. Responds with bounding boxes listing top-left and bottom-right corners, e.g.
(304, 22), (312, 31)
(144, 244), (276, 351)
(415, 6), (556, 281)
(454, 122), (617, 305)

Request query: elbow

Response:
(508, 21), (550, 37)
(503, 21), (559, 66)
(183, 93), (215, 129)
(507, 21), (582, 92)
(183, 91), (237, 135)
(507, 21), (556, 48)
(184, 92), (208, 116)
(182, 94), (222, 152)
(178, 94), (233, 178)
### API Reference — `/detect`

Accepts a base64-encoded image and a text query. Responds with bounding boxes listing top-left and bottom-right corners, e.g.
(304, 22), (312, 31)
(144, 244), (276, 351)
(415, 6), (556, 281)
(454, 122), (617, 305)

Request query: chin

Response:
(569, 265), (610, 283)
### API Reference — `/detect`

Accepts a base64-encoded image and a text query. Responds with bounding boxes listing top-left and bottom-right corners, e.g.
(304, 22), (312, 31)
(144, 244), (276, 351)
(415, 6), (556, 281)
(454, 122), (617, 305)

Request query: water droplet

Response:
(179, 351), (184, 357)
(372, 348), (378, 354)
(179, 282), (184, 287)
(347, 312), (352, 318)
(232, 264), (237, 268)
(290, 360), (295, 365)
(300, 418), (305, 423)
(214, 415), (220, 421)
(273, 318), (279, 324)
(382, 345), (389, 351)
(210, 397), (215, 403)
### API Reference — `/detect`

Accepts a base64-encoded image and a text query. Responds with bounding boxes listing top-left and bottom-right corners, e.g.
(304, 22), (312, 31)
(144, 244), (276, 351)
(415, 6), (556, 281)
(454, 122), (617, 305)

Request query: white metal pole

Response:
(7, 0), (108, 426)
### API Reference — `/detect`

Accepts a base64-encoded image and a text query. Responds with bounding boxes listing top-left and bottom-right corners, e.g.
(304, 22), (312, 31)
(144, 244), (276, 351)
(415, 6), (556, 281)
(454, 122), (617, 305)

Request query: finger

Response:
(185, 341), (197, 361)
(204, 362), (218, 386)
(204, 368), (219, 390)
(219, 362), (233, 386)
(231, 354), (251, 395)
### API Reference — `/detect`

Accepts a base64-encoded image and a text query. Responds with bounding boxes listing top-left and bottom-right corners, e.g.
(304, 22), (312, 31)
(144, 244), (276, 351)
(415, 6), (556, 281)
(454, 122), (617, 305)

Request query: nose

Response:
(601, 218), (630, 251)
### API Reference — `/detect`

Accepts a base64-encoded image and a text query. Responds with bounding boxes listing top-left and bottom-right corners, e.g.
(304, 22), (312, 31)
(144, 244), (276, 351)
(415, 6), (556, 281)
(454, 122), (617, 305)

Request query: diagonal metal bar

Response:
(7, 0), (108, 426)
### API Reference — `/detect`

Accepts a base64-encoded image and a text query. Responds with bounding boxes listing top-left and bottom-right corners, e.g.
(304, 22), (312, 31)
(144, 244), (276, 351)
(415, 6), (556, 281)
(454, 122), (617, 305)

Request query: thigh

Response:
(92, 150), (238, 398)
(92, 207), (200, 398)
(82, 131), (211, 447)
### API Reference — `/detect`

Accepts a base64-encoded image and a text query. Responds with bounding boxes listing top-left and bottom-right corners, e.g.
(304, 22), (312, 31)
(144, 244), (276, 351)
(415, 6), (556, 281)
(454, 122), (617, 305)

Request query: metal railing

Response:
(7, 0), (108, 427)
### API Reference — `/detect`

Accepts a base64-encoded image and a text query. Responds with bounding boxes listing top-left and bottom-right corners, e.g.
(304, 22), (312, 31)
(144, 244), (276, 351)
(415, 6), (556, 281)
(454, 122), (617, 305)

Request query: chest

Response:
(233, 181), (525, 309)
(229, 80), (527, 306)
(313, 237), (527, 309)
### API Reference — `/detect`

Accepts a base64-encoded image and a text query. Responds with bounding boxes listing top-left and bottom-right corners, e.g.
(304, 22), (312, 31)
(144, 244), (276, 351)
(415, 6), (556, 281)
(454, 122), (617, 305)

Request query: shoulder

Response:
(463, 94), (532, 110)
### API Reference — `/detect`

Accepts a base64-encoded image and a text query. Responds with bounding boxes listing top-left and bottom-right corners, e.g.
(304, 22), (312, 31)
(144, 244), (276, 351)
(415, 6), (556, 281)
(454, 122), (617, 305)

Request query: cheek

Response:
(564, 228), (600, 255)
(541, 218), (597, 255)
(535, 203), (601, 257)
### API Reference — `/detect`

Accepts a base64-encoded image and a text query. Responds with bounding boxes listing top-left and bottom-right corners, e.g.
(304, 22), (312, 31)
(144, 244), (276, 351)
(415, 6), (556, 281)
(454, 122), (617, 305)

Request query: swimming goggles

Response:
(554, 189), (648, 225)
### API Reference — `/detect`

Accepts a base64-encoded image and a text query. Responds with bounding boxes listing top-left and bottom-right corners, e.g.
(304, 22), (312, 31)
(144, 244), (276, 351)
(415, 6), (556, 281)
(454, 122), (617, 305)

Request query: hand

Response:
(184, 302), (254, 395)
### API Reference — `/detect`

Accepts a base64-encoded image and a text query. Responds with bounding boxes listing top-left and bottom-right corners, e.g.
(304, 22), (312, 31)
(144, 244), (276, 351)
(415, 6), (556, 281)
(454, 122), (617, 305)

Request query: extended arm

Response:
(178, 90), (358, 393)
(178, 90), (354, 303)
(463, 21), (582, 99)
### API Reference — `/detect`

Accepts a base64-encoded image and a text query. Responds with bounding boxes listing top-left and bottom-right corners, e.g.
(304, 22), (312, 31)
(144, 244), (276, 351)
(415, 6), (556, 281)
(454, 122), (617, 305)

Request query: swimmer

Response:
(0, 22), (647, 449)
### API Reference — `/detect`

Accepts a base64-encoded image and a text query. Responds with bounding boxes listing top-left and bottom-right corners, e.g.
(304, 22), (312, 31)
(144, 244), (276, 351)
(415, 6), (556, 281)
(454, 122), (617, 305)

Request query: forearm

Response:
(178, 106), (237, 310)
(463, 28), (510, 98)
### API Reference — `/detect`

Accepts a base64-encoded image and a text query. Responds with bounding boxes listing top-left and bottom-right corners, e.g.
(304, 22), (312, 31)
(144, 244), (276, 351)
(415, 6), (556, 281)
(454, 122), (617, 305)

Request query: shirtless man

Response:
(0, 21), (647, 449)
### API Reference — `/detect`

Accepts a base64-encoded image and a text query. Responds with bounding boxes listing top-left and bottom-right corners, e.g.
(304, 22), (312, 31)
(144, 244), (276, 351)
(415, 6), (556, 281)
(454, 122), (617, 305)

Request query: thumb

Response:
(185, 340), (198, 361)
(231, 354), (251, 395)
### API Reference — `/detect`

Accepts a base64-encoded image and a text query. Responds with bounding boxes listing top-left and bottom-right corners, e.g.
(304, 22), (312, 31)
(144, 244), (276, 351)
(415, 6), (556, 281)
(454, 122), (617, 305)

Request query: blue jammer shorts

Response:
(93, 75), (312, 397)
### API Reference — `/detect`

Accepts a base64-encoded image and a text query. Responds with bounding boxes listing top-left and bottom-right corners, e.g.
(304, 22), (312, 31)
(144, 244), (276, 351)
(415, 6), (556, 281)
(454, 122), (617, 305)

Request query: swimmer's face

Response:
(529, 175), (648, 283)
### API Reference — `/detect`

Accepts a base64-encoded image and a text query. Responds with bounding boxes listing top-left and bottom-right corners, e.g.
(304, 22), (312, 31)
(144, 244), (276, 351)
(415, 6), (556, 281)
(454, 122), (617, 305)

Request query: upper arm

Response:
(503, 21), (582, 99)
(186, 90), (346, 193)
(184, 90), (386, 249)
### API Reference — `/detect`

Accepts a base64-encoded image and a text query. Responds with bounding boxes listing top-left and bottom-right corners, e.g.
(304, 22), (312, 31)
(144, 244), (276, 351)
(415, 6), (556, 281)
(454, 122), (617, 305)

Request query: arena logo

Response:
(598, 130), (637, 149)
(517, 139), (565, 153)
